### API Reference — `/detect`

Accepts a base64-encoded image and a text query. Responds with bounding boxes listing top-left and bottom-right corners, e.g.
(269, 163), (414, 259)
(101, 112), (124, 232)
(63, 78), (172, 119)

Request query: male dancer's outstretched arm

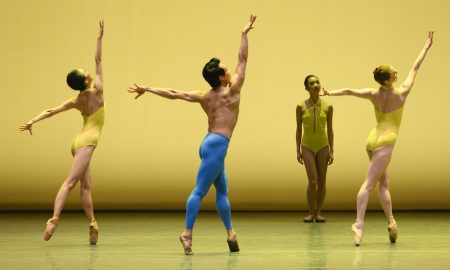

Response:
(128, 83), (204, 102)
(128, 15), (256, 101)
(230, 15), (257, 93)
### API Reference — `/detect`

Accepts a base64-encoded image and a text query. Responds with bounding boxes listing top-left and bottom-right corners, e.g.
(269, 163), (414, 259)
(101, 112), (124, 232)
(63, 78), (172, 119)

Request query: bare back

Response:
(73, 87), (104, 116)
(370, 87), (408, 113)
(200, 86), (240, 138)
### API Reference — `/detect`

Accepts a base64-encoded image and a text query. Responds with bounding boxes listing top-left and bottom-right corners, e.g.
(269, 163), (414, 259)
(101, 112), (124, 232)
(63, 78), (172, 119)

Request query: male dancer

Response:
(128, 15), (257, 255)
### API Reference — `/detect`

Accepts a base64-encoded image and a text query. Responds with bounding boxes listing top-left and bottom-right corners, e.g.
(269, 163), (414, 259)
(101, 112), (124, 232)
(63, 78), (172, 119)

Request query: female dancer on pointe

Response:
(322, 31), (434, 245)
(19, 21), (106, 245)
(296, 75), (334, 222)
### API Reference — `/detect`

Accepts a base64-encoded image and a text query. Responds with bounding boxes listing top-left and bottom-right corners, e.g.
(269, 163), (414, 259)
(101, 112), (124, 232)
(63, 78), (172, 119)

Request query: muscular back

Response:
(200, 87), (240, 138)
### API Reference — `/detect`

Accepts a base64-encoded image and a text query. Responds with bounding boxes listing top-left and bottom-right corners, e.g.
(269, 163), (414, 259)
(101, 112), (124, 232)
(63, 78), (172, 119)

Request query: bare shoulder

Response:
(370, 88), (379, 94)
(396, 86), (410, 97)
(70, 94), (79, 104)
(68, 94), (81, 109)
(93, 84), (104, 94)
(201, 89), (212, 98)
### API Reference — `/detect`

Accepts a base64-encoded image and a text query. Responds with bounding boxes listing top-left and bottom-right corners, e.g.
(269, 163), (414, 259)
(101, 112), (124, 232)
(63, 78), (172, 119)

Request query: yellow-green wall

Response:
(1, 0), (449, 210)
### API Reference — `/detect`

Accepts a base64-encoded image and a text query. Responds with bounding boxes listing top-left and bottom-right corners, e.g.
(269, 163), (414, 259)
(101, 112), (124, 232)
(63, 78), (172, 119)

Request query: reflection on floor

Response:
(1, 211), (449, 269)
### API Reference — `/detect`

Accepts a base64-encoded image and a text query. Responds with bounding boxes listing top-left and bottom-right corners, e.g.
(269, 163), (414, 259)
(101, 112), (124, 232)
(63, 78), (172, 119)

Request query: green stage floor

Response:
(1, 211), (449, 269)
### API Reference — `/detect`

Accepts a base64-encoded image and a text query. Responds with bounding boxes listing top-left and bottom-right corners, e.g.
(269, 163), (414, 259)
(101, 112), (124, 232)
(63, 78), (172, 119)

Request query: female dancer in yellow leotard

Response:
(296, 75), (334, 222)
(323, 31), (434, 245)
(19, 21), (105, 245)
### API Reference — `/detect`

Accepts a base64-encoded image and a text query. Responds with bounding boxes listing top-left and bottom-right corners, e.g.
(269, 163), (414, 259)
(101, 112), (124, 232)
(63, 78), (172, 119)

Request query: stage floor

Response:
(1, 211), (449, 269)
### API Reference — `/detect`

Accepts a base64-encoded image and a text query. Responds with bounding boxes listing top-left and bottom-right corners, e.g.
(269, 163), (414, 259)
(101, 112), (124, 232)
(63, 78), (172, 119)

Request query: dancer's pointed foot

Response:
(315, 215), (326, 223)
(388, 219), (398, 243)
(43, 217), (59, 241)
(179, 234), (193, 255)
(352, 223), (364, 246)
(89, 219), (99, 245)
(303, 215), (315, 223)
(227, 233), (240, 252)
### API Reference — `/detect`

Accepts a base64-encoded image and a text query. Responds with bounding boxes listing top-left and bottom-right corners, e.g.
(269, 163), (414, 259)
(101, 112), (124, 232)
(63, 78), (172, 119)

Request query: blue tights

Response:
(185, 133), (233, 230)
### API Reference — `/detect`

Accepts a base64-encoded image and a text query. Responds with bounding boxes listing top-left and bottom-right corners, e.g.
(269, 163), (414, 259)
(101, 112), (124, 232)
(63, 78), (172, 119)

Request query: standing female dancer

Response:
(323, 31), (434, 245)
(19, 21), (105, 245)
(296, 75), (334, 223)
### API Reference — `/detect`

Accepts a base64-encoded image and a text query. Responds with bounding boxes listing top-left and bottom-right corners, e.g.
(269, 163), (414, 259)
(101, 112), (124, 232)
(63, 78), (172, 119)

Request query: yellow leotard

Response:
(366, 106), (403, 151)
(71, 105), (105, 154)
(301, 99), (329, 154)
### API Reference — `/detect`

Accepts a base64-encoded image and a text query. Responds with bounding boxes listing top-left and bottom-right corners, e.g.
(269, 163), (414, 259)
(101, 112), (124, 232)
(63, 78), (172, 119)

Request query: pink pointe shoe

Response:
(388, 219), (398, 243)
(89, 219), (99, 245)
(352, 223), (364, 246)
(43, 217), (59, 241)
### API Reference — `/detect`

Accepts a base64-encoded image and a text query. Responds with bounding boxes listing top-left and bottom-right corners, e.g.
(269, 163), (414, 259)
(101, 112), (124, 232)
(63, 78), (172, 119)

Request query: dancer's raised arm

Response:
(400, 31), (434, 95)
(230, 15), (257, 93)
(94, 20), (104, 92)
(128, 83), (204, 103)
(19, 99), (76, 135)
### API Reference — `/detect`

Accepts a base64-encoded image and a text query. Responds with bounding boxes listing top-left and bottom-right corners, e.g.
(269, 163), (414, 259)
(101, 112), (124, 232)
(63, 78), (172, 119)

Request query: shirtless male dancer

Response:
(128, 15), (257, 255)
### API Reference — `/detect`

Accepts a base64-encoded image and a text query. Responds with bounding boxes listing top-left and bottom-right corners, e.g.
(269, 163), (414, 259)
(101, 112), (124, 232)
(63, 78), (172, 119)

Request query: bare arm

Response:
(296, 105), (304, 164)
(19, 98), (76, 135)
(400, 31), (434, 95)
(322, 87), (374, 100)
(327, 105), (334, 165)
(128, 83), (204, 103)
(230, 15), (257, 93)
(94, 20), (104, 92)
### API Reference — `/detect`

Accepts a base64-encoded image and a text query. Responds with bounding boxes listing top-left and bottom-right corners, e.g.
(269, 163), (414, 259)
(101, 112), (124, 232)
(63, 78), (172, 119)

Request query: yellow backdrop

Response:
(1, 0), (449, 210)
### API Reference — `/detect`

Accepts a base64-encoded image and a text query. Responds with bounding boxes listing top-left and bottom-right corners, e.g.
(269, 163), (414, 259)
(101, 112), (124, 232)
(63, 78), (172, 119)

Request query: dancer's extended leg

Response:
(181, 134), (229, 254)
(214, 169), (232, 230)
(214, 169), (239, 251)
(80, 167), (95, 221)
(80, 166), (98, 245)
(44, 146), (94, 241)
(356, 146), (393, 225)
(377, 169), (397, 242)
(353, 145), (393, 245)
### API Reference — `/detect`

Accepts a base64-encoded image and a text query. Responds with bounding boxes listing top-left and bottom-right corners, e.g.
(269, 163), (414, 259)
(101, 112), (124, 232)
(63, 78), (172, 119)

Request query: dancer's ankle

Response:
(388, 215), (396, 225)
(226, 229), (236, 238)
(354, 220), (364, 229)
(182, 229), (192, 238)
(49, 216), (59, 223)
